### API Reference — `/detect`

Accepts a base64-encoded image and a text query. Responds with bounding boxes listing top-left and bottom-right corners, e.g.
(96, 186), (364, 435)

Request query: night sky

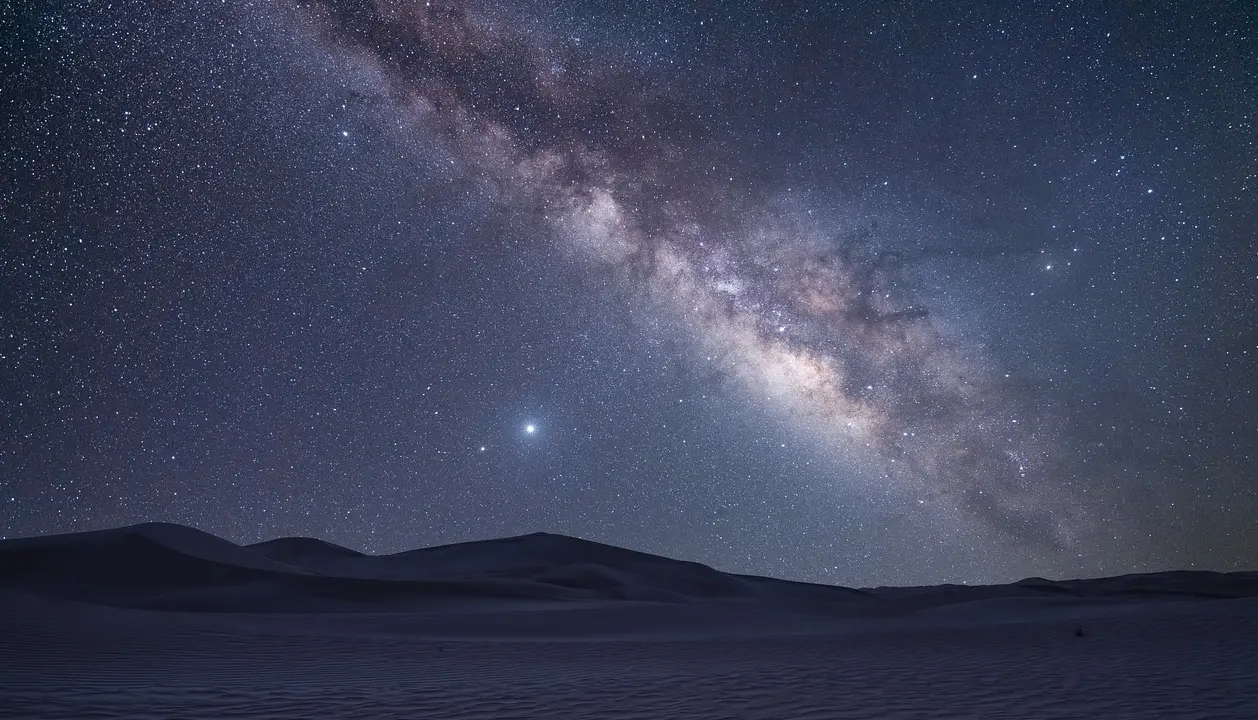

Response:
(2, 0), (1255, 587)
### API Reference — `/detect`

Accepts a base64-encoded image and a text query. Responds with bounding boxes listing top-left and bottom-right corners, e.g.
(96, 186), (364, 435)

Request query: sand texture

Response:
(2, 523), (1255, 719)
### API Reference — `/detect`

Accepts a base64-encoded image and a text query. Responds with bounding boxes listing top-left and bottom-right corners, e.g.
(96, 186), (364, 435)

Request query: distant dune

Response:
(2, 524), (1257, 718)
(2, 522), (1255, 613)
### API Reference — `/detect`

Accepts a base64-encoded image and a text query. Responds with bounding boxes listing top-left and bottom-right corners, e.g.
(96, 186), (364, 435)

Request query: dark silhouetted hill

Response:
(2, 523), (1254, 614)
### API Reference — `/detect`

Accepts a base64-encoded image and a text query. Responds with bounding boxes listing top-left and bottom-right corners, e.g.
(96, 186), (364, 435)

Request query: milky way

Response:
(6, 0), (1254, 586)
(284, 0), (1084, 551)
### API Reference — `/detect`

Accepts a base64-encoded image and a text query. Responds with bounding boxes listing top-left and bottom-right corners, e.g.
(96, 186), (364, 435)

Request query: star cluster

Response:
(2, 0), (1254, 586)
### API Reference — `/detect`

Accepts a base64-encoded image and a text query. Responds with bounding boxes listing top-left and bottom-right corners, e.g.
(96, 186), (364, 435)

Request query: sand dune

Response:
(9, 522), (1253, 611)
(2, 524), (1256, 718)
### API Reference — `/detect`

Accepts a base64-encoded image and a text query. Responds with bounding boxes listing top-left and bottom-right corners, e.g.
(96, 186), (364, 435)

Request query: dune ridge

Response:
(2, 522), (1256, 613)
(2, 523), (1257, 718)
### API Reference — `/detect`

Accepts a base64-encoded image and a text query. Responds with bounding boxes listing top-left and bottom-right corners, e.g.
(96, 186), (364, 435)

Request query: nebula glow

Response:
(277, 0), (1087, 552)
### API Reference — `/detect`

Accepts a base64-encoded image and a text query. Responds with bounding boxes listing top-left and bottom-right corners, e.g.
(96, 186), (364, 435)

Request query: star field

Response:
(1, 0), (1255, 587)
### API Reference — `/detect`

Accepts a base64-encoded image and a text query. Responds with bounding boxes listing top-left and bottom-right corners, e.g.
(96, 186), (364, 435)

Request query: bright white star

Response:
(525, 424), (536, 434)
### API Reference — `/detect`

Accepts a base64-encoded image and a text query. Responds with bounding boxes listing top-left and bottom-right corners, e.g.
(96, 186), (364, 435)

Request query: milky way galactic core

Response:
(3, 0), (1254, 586)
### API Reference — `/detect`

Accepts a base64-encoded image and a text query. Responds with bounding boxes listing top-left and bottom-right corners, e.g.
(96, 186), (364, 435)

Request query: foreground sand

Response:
(4, 591), (1256, 718)
(1, 524), (1255, 718)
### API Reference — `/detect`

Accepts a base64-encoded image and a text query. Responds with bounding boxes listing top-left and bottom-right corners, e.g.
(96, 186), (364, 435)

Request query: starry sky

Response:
(2, 0), (1255, 587)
